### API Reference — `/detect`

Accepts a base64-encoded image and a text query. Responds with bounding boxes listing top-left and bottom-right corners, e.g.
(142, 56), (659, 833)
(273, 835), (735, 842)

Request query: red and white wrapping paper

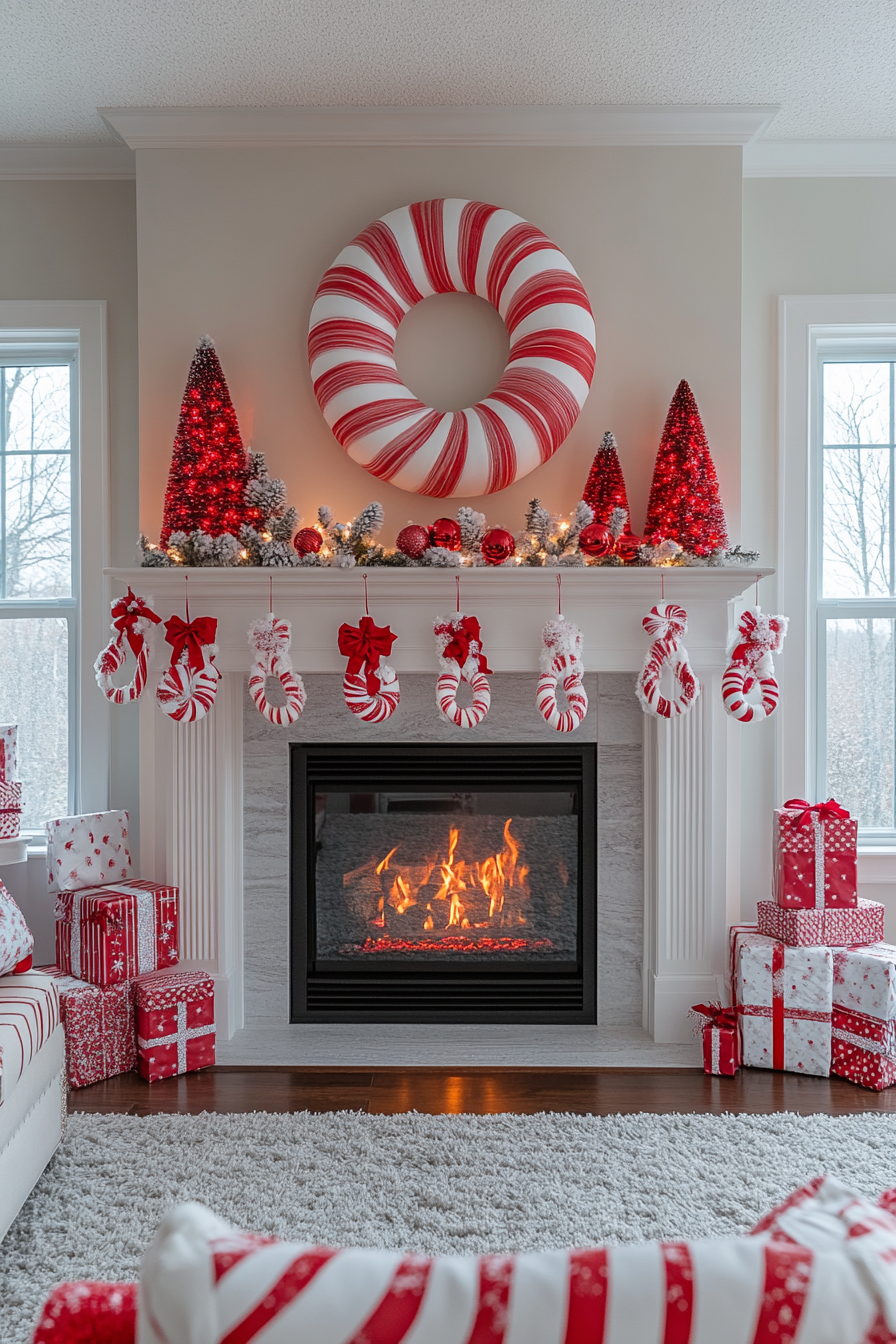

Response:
(0, 780), (22, 840)
(732, 928), (832, 1076)
(832, 943), (896, 1091)
(773, 801), (858, 910)
(36, 964), (136, 1089)
(55, 880), (178, 987)
(757, 898), (885, 948)
(134, 969), (214, 1082)
(691, 1003), (741, 1075)
(46, 809), (132, 893)
(0, 724), (17, 784)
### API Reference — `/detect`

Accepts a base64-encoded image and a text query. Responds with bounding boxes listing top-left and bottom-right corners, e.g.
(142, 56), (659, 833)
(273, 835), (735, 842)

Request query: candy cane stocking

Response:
(536, 617), (588, 732)
(156, 611), (220, 723)
(722, 606), (788, 723)
(636, 603), (700, 719)
(247, 614), (307, 726)
(94, 589), (161, 705)
(338, 613), (400, 723)
(434, 613), (492, 728)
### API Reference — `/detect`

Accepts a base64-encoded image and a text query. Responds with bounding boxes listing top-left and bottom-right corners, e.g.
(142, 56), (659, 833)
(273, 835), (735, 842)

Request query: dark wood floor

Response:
(67, 1066), (896, 1117)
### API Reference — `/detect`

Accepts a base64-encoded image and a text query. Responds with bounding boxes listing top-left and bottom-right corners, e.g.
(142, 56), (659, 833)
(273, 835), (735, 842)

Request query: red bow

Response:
(338, 616), (397, 696)
(164, 614), (218, 671)
(112, 588), (161, 654)
(783, 798), (850, 829)
(690, 1002), (738, 1030)
(437, 616), (492, 675)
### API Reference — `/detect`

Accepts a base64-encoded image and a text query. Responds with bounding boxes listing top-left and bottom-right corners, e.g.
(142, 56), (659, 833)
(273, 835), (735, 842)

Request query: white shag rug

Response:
(3, 1109), (896, 1343)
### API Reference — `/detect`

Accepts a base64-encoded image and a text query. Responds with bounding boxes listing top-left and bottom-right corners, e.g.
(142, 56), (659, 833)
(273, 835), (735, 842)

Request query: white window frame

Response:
(0, 301), (110, 827)
(778, 294), (896, 851)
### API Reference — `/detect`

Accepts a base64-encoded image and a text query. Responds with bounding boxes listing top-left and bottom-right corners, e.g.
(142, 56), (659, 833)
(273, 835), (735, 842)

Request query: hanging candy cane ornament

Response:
(722, 606), (788, 723)
(247, 613), (307, 726)
(337, 583), (400, 723)
(94, 588), (162, 704)
(155, 608), (220, 723)
(537, 617), (588, 732)
(636, 603), (700, 719)
(434, 613), (492, 728)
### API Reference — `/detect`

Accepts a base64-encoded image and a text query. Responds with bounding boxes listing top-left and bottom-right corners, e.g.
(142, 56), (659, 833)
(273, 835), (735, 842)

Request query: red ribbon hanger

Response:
(111, 588), (162, 654)
(783, 798), (850, 829)
(338, 615), (397, 696)
(163, 614), (218, 671)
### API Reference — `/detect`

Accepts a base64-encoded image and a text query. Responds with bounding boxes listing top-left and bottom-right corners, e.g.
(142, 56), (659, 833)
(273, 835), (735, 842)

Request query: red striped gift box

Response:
(134, 969), (215, 1082)
(55, 880), (178, 987)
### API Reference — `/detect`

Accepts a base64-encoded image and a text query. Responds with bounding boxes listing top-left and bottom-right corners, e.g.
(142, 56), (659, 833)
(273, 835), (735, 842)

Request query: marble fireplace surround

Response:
(117, 564), (770, 1062)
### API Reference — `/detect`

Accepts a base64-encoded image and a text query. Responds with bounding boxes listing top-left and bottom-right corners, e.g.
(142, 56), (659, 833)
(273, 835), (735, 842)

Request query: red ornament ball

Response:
(578, 522), (614, 558)
(615, 532), (642, 564)
(429, 517), (462, 551)
(481, 528), (516, 565)
(293, 527), (323, 556)
(396, 524), (432, 559)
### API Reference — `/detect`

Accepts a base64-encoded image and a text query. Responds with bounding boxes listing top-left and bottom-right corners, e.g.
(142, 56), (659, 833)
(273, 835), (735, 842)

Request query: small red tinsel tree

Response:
(159, 337), (261, 546)
(643, 380), (729, 555)
(581, 431), (634, 533)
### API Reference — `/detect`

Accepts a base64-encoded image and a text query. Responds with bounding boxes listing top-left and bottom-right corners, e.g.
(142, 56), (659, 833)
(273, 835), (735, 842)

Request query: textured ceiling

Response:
(3, 0), (895, 145)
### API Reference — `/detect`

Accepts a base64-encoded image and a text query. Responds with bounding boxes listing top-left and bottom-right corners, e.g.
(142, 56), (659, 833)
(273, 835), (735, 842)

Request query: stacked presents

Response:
(0, 724), (22, 840)
(696, 799), (896, 1091)
(38, 810), (215, 1088)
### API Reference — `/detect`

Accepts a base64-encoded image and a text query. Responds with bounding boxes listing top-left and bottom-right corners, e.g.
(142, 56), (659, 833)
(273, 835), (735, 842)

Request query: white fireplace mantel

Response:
(108, 564), (772, 1048)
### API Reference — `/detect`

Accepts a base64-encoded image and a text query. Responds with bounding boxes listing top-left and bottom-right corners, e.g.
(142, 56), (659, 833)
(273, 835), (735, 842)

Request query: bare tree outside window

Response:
(822, 362), (896, 832)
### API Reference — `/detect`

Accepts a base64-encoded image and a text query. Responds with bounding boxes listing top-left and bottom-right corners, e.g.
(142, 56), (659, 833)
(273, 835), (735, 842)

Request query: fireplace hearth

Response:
(290, 743), (597, 1023)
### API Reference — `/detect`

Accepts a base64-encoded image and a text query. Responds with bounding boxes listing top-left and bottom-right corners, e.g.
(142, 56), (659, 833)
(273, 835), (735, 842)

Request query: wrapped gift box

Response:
(832, 943), (896, 1091)
(757, 898), (885, 948)
(55, 880), (178, 987)
(731, 928), (832, 1076)
(0, 780), (22, 840)
(36, 965), (136, 1089)
(0, 725), (17, 784)
(690, 1003), (740, 1075)
(133, 969), (215, 1082)
(46, 809), (132, 894)
(773, 801), (857, 910)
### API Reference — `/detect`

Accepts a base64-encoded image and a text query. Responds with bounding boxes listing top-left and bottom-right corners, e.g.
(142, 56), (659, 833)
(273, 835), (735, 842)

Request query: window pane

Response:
(1, 365), (72, 599)
(822, 446), (891, 596)
(823, 362), (890, 445)
(826, 618), (895, 830)
(0, 617), (69, 829)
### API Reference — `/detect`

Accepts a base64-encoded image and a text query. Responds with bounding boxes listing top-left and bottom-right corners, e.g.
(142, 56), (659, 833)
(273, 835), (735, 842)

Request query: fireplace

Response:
(290, 743), (597, 1023)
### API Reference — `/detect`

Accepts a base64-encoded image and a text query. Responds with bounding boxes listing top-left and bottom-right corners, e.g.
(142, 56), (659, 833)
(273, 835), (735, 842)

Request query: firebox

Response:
(290, 743), (596, 1023)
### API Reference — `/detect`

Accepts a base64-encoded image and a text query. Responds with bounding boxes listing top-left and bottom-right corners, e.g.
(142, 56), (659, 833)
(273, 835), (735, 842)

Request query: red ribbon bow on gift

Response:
(164, 614), (218, 670)
(783, 798), (850, 829)
(436, 616), (493, 675)
(690, 1002), (738, 1030)
(338, 616), (397, 696)
(112, 588), (162, 654)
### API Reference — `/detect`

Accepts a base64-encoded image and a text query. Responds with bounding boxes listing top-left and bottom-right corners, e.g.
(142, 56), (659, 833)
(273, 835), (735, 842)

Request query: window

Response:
(817, 349), (896, 843)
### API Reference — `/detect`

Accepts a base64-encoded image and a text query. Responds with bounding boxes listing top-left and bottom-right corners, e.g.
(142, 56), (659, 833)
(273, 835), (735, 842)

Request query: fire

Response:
(349, 820), (531, 941)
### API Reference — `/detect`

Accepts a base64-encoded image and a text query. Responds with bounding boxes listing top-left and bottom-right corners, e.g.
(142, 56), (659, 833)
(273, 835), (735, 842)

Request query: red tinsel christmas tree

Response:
(581, 431), (634, 532)
(159, 337), (260, 546)
(643, 380), (729, 555)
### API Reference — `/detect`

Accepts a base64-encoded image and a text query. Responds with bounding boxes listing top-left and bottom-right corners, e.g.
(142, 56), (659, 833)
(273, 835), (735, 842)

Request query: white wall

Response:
(741, 176), (896, 922)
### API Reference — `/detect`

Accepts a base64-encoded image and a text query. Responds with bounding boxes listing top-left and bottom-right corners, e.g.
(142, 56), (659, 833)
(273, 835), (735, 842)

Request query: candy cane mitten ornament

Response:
(636, 602), (700, 719)
(722, 606), (788, 723)
(537, 617), (588, 732)
(94, 588), (162, 705)
(338, 615), (400, 723)
(156, 613), (220, 723)
(247, 614), (307, 726)
(434, 614), (492, 728)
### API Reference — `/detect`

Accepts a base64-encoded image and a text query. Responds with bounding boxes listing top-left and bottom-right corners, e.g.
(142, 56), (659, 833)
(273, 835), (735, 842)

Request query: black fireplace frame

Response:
(289, 742), (597, 1024)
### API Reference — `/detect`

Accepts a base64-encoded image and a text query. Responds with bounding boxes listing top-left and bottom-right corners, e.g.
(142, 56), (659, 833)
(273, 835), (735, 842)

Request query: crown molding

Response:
(0, 144), (135, 179)
(744, 139), (896, 177)
(99, 104), (779, 149)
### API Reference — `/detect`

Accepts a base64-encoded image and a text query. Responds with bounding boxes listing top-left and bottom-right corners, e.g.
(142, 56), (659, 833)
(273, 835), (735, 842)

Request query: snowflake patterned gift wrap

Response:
(133, 969), (215, 1082)
(0, 780), (21, 839)
(773, 800), (857, 910)
(731, 929), (832, 1076)
(54, 880), (178, 987)
(832, 943), (896, 1090)
(757, 898), (885, 947)
(36, 965), (136, 1089)
(46, 808), (132, 894)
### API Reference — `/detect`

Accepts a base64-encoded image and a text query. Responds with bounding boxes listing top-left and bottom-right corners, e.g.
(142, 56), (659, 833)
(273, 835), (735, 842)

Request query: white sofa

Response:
(0, 971), (65, 1242)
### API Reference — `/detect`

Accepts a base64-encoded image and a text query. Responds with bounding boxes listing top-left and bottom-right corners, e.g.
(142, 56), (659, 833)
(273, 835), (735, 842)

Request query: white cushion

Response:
(0, 971), (60, 1104)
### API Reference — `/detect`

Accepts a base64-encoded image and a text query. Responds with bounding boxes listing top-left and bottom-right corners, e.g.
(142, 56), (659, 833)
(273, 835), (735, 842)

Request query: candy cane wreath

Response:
(94, 588), (161, 705)
(636, 603), (701, 720)
(247, 614), (307, 726)
(155, 614), (220, 723)
(537, 617), (588, 732)
(722, 606), (788, 723)
(435, 614), (492, 728)
(308, 199), (597, 497)
(337, 615), (400, 723)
